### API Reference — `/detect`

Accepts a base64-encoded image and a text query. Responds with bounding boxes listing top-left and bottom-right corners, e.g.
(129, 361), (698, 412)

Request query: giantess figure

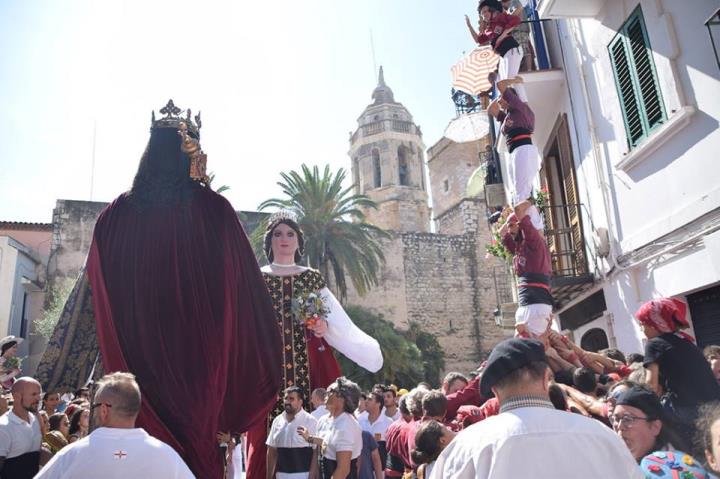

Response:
(246, 212), (383, 479)
(36, 100), (282, 478)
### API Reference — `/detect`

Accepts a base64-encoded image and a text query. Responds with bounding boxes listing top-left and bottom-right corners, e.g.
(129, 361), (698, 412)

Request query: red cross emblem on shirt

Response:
(113, 450), (128, 459)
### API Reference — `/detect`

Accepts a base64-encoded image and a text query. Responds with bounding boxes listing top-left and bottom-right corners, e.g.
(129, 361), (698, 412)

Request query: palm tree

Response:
(256, 164), (389, 300)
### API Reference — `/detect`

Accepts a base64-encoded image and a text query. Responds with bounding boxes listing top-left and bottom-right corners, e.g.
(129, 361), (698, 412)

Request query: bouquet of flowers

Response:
(2, 356), (22, 371)
(291, 292), (330, 329)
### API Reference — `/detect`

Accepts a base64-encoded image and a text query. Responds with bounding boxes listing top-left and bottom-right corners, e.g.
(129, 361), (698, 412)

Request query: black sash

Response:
(321, 457), (358, 479)
(0, 451), (40, 479)
(386, 452), (404, 474)
(277, 447), (313, 474)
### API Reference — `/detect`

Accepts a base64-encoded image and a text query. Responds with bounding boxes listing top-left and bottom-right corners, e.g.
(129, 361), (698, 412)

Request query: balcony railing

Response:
(541, 203), (589, 279)
(352, 120), (418, 142)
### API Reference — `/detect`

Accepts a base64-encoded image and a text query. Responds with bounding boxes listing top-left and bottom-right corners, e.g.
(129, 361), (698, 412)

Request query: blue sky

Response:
(0, 0), (476, 222)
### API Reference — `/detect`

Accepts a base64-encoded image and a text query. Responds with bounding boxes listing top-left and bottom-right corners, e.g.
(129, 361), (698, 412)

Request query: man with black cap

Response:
(430, 338), (642, 479)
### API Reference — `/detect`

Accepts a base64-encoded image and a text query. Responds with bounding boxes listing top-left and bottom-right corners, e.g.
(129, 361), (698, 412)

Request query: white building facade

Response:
(492, 0), (720, 352)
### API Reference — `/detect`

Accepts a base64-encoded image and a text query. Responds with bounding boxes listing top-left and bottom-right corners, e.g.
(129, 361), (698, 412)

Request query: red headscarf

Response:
(635, 298), (694, 342)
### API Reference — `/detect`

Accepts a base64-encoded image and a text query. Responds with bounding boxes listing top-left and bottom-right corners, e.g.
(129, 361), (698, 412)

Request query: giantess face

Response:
(271, 223), (299, 261)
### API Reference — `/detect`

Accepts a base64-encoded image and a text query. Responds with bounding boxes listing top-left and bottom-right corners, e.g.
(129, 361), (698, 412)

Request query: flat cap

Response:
(480, 338), (547, 397)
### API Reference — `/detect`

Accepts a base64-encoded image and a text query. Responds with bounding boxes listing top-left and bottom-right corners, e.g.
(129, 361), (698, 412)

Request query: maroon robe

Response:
(87, 188), (282, 478)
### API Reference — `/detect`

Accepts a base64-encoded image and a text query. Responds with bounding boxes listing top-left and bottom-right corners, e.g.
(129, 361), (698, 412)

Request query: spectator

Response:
(626, 353), (644, 365)
(0, 337), (23, 393)
(547, 383), (568, 411)
(67, 407), (89, 443)
(635, 298), (720, 443)
(358, 430), (383, 479)
(441, 373), (468, 396)
(432, 338), (643, 478)
(43, 414), (69, 455)
(704, 345), (720, 383)
(611, 386), (692, 464)
(36, 372), (193, 478)
(358, 391), (392, 469)
(266, 386), (317, 479)
(41, 393), (60, 416)
(384, 395), (412, 479)
(412, 420), (455, 479)
(356, 392), (368, 420)
(299, 377), (362, 479)
(405, 388), (429, 470)
(697, 401), (720, 474)
(73, 388), (90, 402)
(382, 387), (401, 422)
(0, 377), (42, 479)
(421, 391), (448, 422)
(311, 388), (329, 420)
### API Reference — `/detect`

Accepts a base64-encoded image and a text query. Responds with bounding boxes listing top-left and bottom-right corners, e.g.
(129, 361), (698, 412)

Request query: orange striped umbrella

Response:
(451, 47), (501, 96)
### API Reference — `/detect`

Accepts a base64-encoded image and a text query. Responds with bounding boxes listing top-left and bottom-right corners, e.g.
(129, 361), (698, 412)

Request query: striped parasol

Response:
(451, 47), (501, 96)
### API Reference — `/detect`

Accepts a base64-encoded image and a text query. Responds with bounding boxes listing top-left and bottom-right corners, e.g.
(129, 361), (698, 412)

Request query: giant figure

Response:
(36, 100), (282, 478)
(245, 213), (383, 479)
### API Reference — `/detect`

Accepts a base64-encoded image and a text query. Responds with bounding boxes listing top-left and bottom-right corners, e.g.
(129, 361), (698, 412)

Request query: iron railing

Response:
(493, 264), (515, 307)
(540, 203), (589, 278)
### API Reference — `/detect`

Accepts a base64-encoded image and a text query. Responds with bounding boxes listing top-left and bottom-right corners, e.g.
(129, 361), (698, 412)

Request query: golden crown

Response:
(151, 99), (202, 136)
(151, 99), (208, 185)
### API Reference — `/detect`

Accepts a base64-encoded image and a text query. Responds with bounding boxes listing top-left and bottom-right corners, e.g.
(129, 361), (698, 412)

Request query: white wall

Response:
(571, 0), (720, 251)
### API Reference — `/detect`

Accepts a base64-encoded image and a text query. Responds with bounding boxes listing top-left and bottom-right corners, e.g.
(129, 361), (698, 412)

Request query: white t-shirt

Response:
(384, 408), (401, 422)
(0, 410), (41, 458)
(317, 412), (362, 460)
(311, 405), (328, 420)
(266, 410), (318, 479)
(34, 427), (194, 479)
(358, 413), (393, 442)
(430, 406), (644, 479)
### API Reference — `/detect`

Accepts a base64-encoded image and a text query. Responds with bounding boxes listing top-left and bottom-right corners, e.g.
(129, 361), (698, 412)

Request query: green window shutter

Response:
(608, 7), (666, 149)
(625, 13), (665, 132)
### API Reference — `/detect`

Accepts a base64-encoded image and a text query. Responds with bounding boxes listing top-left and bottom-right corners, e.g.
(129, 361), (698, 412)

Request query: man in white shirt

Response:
(35, 372), (194, 479)
(431, 338), (644, 479)
(0, 377), (42, 479)
(266, 386), (318, 479)
(310, 388), (328, 420)
(358, 392), (393, 468)
(381, 387), (401, 422)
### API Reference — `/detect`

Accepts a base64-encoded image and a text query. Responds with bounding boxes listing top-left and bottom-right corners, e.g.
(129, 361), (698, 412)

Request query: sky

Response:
(0, 0), (477, 222)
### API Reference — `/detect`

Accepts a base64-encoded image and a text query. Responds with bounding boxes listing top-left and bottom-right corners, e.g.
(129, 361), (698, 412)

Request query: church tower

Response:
(349, 67), (431, 233)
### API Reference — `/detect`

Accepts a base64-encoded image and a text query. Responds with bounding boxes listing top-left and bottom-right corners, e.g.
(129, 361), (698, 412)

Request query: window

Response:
(608, 7), (666, 149)
(706, 9), (720, 71)
(443, 179), (449, 193)
(372, 149), (381, 188)
(398, 146), (409, 186)
(353, 157), (361, 192)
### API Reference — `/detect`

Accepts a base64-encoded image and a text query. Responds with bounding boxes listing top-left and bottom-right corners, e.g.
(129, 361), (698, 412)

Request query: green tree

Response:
(256, 164), (388, 300)
(406, 322), (446, 386)
(34, 277), (75, 340)
(337, 306), (425, 390)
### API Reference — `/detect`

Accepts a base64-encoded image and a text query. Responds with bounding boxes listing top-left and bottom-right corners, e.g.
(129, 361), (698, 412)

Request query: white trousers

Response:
(515, 303), (553, 336)
(509, 144), (544, 229)
(498, 47), (528, 102)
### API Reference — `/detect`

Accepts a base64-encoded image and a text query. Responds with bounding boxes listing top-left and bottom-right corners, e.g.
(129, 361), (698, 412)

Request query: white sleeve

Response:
(265, 419), (279, 447)
(307, 415), (318, 436)
(319, 287), (383, 373)
(332, 423), (357, 453)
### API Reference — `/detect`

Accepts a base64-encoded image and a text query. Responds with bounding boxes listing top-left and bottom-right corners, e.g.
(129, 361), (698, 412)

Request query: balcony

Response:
(541, 203), (595, 308)
(536, 0), (607, 19)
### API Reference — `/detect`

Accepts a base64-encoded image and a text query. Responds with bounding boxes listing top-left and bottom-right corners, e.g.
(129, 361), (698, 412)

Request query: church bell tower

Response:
(348, 67), (431, 233)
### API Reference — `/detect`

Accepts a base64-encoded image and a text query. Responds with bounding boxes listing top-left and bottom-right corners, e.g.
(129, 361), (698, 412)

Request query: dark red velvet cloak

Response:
(87, 188), (282, 478)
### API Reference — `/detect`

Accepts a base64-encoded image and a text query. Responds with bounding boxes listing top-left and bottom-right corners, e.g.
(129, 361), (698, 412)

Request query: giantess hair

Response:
(128, 127), (202, 209)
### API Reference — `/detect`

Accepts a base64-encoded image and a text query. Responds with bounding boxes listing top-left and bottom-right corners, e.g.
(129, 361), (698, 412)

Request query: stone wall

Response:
(346, 197), (511, 376)
(427, 137), (491, 220)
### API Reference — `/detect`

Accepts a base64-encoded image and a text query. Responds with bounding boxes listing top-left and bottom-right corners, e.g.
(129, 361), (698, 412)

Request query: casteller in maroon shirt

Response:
(502, 215), (553, 306)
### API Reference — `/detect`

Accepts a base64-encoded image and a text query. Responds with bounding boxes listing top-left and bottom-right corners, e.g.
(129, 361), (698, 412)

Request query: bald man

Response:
(36, 372), (193, 478)
(0, 377), (42, 478)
